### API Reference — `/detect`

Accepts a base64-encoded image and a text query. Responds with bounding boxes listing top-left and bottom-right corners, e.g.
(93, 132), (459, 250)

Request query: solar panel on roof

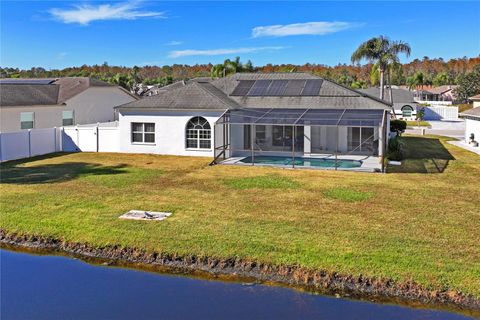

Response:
(265, 80), (288, 96)
(301, 79), (323, 96)
(283, 80), (306, 96)
(231, 80), (255, 96)
(248, 80), (272, 96)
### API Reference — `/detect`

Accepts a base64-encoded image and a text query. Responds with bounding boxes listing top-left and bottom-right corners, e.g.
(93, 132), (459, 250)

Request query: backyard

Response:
(0, 135), (479, 299)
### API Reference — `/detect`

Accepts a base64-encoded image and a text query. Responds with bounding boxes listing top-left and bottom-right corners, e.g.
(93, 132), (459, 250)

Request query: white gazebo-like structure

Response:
(213, 107), (390, 172)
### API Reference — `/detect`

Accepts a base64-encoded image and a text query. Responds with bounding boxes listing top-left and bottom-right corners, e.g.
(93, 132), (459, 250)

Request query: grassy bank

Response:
(1, 135), (479, 299)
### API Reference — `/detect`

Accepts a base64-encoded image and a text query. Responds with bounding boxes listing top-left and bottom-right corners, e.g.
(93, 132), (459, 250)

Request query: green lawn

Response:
(406, 120), (431, 127)
(1, 135), (479, 298)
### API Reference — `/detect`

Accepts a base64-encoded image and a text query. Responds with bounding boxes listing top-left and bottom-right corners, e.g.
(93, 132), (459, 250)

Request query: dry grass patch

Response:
(323, 188), (373, 202)
(224, 174), (300, 190)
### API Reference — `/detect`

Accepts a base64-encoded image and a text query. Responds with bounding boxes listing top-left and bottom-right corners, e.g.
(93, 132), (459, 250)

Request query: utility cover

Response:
(119, 210), (172, 221)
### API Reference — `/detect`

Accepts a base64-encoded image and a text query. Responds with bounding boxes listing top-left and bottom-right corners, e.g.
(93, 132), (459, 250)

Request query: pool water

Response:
(239, 156), (363, 168)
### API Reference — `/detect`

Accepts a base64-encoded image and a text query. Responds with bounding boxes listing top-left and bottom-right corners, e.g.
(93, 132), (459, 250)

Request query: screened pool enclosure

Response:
(213, 108), (389, 171)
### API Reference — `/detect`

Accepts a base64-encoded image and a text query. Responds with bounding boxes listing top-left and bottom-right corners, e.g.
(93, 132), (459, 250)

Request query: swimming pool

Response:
(238, 156), (363, 169)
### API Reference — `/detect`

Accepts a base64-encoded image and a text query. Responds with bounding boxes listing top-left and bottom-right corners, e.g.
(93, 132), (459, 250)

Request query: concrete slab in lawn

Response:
(119, 210), (172, 221)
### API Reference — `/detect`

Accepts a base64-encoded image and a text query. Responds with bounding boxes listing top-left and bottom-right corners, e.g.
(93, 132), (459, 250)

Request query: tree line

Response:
(1, 52), (478, 100)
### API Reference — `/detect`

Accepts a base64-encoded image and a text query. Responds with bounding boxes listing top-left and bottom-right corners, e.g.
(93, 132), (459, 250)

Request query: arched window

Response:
(401, 105), (414, 118)
(186, 116), (211, 149)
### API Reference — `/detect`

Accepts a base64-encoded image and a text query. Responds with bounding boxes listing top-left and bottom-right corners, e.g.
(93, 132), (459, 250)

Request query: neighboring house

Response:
(143, 78), (213, 96)
(114, 73), (392, 170)
(0, 78), (137, 132)
(359, 87), (418, 120)
(468, 94), (480, 108)
(413, 85), (458, 104)
(459, 107), (480, 146)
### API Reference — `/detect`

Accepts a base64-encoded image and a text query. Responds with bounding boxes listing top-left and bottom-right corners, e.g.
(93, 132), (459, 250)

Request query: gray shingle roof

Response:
(0, 77), (127, 107)
(117, 72), (392, 111)
(0, 84), (59, 106)
(358, 88), (416, 104)
(460, 107), (480, 119)
(117, 81), (239, 110)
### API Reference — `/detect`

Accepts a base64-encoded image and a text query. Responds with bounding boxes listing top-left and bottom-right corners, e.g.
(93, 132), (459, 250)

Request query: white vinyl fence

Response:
(423, 106), (458, 120)
(0, 122), (120, 162)
(62, 123), (119, 152)
(0, 127), (62, 162)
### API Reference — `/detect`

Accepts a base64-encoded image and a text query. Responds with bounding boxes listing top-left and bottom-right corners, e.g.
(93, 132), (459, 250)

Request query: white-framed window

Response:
(402, 105), (414, 118)
(62, 110), (75, 126)
(131, 122), (155, 144)
(186, 116), (211, 149)
(20, 112), (34, 129)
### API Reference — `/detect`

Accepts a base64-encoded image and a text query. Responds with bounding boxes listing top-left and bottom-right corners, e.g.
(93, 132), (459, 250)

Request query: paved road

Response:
(406, 119), (465, 139)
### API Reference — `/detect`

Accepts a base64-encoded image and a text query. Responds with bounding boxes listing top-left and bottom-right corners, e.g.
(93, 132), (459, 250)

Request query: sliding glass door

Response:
(348, 127), (375, 154)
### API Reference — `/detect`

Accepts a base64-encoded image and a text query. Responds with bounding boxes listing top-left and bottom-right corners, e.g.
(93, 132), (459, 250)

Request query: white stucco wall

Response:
(0, 87), (136, 132)
(465, 118), (480, 143)
(118, 110), (224, 157)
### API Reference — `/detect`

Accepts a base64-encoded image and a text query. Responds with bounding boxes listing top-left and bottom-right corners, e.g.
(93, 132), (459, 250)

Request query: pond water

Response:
(0, 249), (475, 320)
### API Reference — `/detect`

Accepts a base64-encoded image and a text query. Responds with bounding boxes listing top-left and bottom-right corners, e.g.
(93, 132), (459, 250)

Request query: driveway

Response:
(406, 119), (465, 139)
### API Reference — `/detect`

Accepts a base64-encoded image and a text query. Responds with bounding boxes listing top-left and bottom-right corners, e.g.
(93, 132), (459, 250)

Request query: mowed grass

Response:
(1, 135), (479, 298)
(323, 188), (373, 202)
(406, 120), (431, 127)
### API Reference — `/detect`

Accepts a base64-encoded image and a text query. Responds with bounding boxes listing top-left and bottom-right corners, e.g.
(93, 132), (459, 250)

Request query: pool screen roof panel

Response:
(223, 108), (385, 127)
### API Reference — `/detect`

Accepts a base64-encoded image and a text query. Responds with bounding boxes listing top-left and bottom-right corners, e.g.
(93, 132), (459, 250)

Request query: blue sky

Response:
(1, 1), (479, 69)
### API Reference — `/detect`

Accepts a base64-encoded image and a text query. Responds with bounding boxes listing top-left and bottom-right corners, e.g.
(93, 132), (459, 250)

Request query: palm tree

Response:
(351, 36), (411, 100)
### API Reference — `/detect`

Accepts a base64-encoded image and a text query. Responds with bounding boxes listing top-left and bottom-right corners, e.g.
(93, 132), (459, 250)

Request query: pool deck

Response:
(220, 154), (382, 172)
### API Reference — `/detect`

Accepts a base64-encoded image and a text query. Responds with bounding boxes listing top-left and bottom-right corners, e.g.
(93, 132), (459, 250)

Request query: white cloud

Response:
(169, 46), (284, 58)
(165, 41), (183, 46)
(57, 52), (67, 60)
(49, 1), (165, 25)
(252, 21), (358, 38)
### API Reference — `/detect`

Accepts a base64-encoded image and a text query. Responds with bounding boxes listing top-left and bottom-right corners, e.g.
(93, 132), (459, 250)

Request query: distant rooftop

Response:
(0, 77), (123, 107)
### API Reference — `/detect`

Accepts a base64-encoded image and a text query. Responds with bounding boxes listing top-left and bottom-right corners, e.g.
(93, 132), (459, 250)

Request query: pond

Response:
(0, 249), (475, 320)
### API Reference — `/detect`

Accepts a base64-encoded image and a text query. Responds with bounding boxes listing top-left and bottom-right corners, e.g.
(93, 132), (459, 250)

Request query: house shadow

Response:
(388, 136), (455, 174)
(1, 155), (129, 184)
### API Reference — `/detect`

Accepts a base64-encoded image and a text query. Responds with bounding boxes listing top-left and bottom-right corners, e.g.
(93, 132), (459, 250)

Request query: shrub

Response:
(387, 137), (404, 161)
(416, 108), (425, 120)
(390, 120), (407, 135)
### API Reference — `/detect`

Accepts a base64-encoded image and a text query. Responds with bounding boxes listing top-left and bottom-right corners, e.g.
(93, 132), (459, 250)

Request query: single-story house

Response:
(469, 94), (480, 108)
(115, 73), (392, 171)
(0, 78), (137, 132)
(359, 87), (418, 120)
(459, 106), (480, 147)
(413, 85), (458, 103)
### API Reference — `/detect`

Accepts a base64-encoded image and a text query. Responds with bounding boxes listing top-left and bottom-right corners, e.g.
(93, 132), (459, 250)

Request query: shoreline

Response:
(1, 229), (479, 315)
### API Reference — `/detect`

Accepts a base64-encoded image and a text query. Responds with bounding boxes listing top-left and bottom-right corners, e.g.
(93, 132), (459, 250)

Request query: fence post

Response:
(53, 127), (57, 152)
(60, 127), (64, 152)
(28, 129), (32, 157)
(76, 125), (79, 151)
(96, 123), (100, 152)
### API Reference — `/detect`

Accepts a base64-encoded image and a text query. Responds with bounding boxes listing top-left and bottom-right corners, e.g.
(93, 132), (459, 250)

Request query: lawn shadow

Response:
(388, 136), (455, 174)
(1, 157), (129, 184)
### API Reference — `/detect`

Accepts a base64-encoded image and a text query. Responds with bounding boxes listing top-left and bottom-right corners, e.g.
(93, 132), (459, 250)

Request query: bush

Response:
(390, 120), (407, 135)
(416, 108), (425, 120)
(387, 137), (404, 161)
